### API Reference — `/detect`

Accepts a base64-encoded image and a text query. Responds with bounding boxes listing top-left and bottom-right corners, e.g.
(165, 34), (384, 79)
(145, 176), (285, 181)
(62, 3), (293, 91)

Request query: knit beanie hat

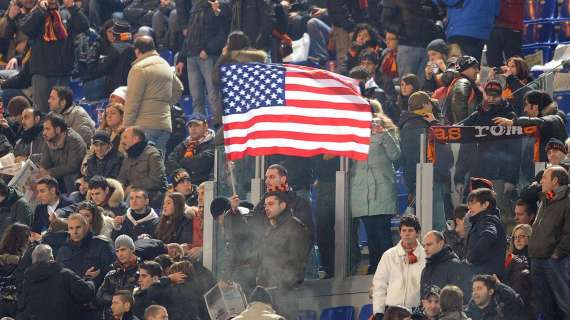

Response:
(110, 86), (127, 102)
(426, 39), (448, 56)
(249, 286), (273, 305)
(115, 234), (135, 251)
(545, 138), (568, 154)
(7, 96), (32, 117)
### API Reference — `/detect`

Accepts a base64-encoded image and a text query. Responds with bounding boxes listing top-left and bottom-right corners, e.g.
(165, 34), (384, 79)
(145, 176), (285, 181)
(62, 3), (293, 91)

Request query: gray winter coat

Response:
(118, 144), (168, 193)
(59, 104), (95, 146)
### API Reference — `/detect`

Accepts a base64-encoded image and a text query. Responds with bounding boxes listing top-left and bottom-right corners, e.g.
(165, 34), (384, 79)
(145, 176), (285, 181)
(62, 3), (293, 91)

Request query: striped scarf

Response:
(43, 9), (68, 42)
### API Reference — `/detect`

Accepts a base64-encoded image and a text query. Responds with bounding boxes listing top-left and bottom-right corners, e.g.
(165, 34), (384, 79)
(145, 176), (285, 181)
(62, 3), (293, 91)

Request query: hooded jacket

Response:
(86, 178), (127, 217)
(112, 207), (160, 240)
(166, 129), (215, 185)
(0, 187), (32, 235)
(466, 208), (507, 278)
(18, 262), (95, 320)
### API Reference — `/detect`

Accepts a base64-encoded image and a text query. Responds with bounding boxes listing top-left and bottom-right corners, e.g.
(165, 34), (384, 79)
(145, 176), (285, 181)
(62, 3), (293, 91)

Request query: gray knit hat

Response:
(115, 234), (135, 251)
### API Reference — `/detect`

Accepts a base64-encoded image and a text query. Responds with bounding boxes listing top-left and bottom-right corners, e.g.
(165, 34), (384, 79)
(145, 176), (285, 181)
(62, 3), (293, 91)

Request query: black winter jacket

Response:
(230, 0), (275, 49)
(85, 147), (125, 180)
(112, 207), (160, 240)
(445, 76), (483, 124)
(18, 262), (95, 320)
(0, 187), (32, 236)
(123, 0), (159, 27)
(466, 282), (526, 320)
(466, 208), (507, 278)
(56, 232), (115, 288)
(146, 276), (211, 320)
(420, 246), (471, 303)
(326, 0), (367, 32)
(21, 5), (89, 77)
(89, 41), (136, 97)
(381, 0), (442, 47)
(96, 259), (140, 307)
(166, 132), (215, 185)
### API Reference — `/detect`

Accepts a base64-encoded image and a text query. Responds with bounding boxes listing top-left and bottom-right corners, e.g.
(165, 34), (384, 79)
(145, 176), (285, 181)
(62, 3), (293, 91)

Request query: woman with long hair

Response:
(345, 23), (381, 72)
(77, 201), (114, 239)
(0, 223), (30, 316)
(505, 224), (534, 319)
(98, 102), (125, 151)
(397, 74), (421, 116)
(155, 192), (193, 245)
(496, 56), (537, 116)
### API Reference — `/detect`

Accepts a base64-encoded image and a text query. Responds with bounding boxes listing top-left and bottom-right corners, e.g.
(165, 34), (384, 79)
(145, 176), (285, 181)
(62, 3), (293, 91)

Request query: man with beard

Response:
(13, 107), (44, 162)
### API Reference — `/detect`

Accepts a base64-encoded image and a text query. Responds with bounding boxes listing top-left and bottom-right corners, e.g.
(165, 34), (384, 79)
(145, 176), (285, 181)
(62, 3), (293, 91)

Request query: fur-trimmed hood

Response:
(86, 178), (125, 209)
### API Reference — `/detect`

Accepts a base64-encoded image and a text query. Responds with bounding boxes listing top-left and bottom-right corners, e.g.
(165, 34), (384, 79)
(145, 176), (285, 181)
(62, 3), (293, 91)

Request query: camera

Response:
(493, 67), (505, 74)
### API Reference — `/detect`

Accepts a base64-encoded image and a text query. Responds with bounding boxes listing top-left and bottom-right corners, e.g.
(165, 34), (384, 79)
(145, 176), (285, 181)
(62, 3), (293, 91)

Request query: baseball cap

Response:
(92, 130), (111, 144)
(408, 91), (436, 111)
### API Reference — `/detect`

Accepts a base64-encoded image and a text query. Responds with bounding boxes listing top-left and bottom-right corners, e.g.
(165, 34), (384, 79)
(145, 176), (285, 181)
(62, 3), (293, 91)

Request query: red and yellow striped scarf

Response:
(43, 9), (68, 42)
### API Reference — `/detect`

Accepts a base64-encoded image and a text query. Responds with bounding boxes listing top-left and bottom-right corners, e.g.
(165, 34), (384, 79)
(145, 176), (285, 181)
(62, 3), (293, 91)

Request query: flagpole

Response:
(228, 161), (237, 196)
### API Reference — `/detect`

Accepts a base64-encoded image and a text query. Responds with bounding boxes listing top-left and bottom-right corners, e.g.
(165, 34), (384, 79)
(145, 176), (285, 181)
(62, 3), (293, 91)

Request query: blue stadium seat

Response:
(358, 304), (373, 320)
(524, 0), (557, 21)
(79, 99), (108, 124)
(298, 310), (317, 320)
(70, 79), (84, 102)
(358, 220), (367, 248)
(555, 19), (570, 43)
(523, 21), (554, 45)
(522, 44), (554, 64)
(560, 0), (570, 19)
(555, 91), (570, 113)
(159, 49), (174, 65)
(179, 95), (193, 115)
(320, 306), (355, 320)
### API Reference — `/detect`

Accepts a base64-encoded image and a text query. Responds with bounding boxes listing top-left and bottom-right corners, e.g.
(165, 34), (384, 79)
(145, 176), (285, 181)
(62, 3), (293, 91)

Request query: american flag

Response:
(220, 63), (372, 160)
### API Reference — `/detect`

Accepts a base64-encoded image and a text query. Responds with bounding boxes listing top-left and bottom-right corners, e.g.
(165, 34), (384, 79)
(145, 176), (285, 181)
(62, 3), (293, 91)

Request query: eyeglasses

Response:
(513, 235), (529, 240)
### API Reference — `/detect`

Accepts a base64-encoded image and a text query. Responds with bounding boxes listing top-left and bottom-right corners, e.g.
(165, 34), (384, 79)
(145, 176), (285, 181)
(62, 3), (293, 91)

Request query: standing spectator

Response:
(0, 179), (32, 235)
(152, 0), (177, 51)
(175, 0), (230, 126)
(233, 286), (286, 320)
(123, 0), (159, 28)
(123, 36), (183, 155)
(13, 107), (44, 162)
(118, 127), (168, 207)
(166, 114), (215, 186)
(256, 191), (311, 319)
(97, 235), (140, 318)
(155, 192), (193, 244)
(514, 199), (536, 226)
(133, 261), (162, 319)
(422, 39), (449, 92)
(350, 110), (400, 274)
(372, 215), (426, 315)
(87, 176), (127, 217)
(420, 231), (469, 302)
(467, 274), (526, 319)
(381, 0), (442, 79)
(229, 0), (274, 51)
(437, 0), (499, 62)
(465, 188), (507, 278)
(443, 205), (468, 260)
(18, 244), (95, 320)
(528, 165), (570, 319)
(438, 285), (469, 320)
(38, 113), (87, 194)
(545, 138), (569, 166)
(493, 90), (568, 163)
(30, 176), (73, 235)
(326, 0), (367, 73)
(397, 74), (420, 116)
(497, 57), (535, 116)
(144, 305), (168, 320)
(85, 130), (124, 180)
(48, 86), (95, 145)
(20, 0), (88, 113)
(445, 55), (483, 124)
(112, 189), (159, 240)
(110, 290), (140, 320)
(344, 23), (380, 73)
(486, 0), (523, 68)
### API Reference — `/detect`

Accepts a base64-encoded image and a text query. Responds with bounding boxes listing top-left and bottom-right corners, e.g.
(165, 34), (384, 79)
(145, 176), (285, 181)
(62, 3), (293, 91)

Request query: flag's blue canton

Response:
(220, 64), (286, 116)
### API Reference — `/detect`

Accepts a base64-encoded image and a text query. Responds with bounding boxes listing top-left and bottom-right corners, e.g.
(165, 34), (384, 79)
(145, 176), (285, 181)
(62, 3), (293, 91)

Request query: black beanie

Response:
(426, 39), (448, 56)
(249, 286), (273, 305)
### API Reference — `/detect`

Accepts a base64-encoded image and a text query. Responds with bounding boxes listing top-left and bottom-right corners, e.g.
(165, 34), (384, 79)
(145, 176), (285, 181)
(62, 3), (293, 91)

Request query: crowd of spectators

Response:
(0, 0), (568, 319)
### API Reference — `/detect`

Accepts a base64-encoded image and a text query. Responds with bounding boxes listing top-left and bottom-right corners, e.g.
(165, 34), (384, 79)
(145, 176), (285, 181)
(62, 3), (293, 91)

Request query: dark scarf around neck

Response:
(20, 124), (43, 144)
(126, 140), (148, 158)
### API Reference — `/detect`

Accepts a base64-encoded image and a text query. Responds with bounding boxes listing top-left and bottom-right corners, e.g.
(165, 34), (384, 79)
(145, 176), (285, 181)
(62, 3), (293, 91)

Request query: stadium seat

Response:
(358, 304), (373, 320)
(320, 306), (355, 320)
(70, 79), (84, 102)
(555, 91), (570, 113)
(358, 220), (367, 248)
(524, 0), (557, 21)
(159, 49), (174, 65)
(298, 310), (317, 320)
(555, 19), (570, 43)
(522, 44), (554, 64)
(560, 0), (570, 19)
(523, 21), (554, 45)
(179, 95), (193, 115)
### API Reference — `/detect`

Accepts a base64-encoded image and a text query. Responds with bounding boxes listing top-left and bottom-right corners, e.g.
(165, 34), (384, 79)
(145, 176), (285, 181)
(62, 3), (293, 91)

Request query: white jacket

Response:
(372, 240), (426, 314)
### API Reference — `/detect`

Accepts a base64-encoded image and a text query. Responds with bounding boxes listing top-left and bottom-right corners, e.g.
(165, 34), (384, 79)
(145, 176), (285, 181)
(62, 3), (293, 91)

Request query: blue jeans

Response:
(144, 128), (170, 157)
(306, 18), (331, 62)
(531, 257), (570, 320)
(396, 45), (427, 81)
(186, 55), (222, 125)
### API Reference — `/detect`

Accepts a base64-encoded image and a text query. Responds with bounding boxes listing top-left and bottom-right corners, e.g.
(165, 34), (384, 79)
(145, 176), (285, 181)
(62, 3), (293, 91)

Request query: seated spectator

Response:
(545, 138), (569, 167)
(12, 107), (44, 162)
(382, 306), (413, 320)
(166, 243), (184, 262)
(155, 192), (193, 245)
(1, 96), (25, 146)
(166, 114), (215, 186)
(38, 112), (87, 194)
(170, 169), (198, 206)
(418, 285), (441, 320)
(466, 188), (507, 278)
(19, 244), (95, 320)
(41, 218), (69, 258)
(0, 178), (32, 235)
(514, 199), (536, 226)
(97, 235), (140, 316)
(467, 274), (526, 319)
(77, 200), (114, 238)
(185, 183), (205, 261)
(372, 215), (426, 315)
(505, 224), (534, 319)
(30, 176), (74, 234)
(110, 290), (139, 320)
(112, 189), (159, 240)
(68, 176), (88, 203)
(344, 23), (380, 73)
(443, 204), (468, 260)
(423, 39), (449, 92)
(133, 261), (162, 319)
(421, 231), (470, 303)
(88, 176), (127, 217)
(118, 127), (168, 208)
(493, 90), (568, 162)
(233, 286), (286, 320)
(438, 285), (469, 320)
(48, 86), (95, 145)
(85, 130), (124, 180)
(153, 254), (173, 275)
(144, 305), (168, 320)
(99, 102), (125, 152)
(0, 223), (30, 317)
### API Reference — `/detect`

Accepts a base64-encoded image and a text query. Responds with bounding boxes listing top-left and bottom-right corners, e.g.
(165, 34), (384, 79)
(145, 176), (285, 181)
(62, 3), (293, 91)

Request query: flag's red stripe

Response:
(286, 100), (370, 112)
(224, 131), (370, 145)
(223, 114), (370, 130)
(286, 71), (353, 81)
(285, 84), (359, 95)
(226, 146), (369, 161)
